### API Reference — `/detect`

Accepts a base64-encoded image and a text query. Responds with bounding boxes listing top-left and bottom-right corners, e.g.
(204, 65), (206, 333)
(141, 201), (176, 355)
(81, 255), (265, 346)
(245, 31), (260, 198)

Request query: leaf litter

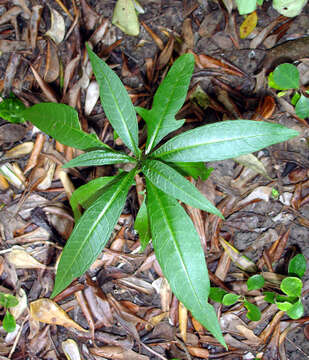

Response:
(0, 0), (308, 359)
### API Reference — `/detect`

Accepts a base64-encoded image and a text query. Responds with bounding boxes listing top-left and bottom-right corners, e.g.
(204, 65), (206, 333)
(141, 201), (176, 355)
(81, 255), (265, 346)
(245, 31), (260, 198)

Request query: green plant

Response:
(0, 292), (18, 332)
(268, 63), (309, 119)
(236, 0), (307, 17)
(0, 46), (299, 345)
(210, 254), (306, 320)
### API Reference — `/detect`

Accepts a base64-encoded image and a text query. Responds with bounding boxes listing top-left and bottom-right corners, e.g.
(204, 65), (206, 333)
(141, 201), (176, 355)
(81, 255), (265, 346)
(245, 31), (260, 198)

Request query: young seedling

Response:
(210, 254), (306, 321)
(0, 292), (18, 333)
(268, 63), (309, 119)
(0, 45), (299, 346)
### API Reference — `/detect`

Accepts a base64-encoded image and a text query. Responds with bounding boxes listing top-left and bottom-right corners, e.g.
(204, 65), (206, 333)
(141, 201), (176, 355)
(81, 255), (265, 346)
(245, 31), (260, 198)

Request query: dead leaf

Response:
(240, 12), (258, 39)
(85, 81), (99, 115)
(0, 124), (27, 143)
(30, 298), (88, 332)
(187, 346), (209, 358)
(178, 302), (187, 343)
(252, 95), (276, 120)
(45, 7), (66, 45)
(6, 247), (47, 269)
(197, 54), (245, 77)
(112, 0), (140, 36)
(234, 154), (271, 179)
(141, 22), (164, 50)
(90, 346), (149, 360)
(44, 40), (60, 83)
(157, 35), (174, 70)
(29, 5), (43, 50)
(4, 142), (34, 159)
(62, 339), (82, 360)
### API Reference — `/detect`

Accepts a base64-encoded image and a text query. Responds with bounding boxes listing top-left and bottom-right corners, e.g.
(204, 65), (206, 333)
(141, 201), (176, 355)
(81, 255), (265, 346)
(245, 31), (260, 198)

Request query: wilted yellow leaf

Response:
(112, 0), (140, 36)
(30, 298), (88, 332)
(239, 11), (258, 39)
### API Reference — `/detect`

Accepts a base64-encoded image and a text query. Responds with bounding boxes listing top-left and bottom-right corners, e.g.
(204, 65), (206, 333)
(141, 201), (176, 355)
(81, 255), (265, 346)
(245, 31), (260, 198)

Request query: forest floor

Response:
(0, 0), (309, 359)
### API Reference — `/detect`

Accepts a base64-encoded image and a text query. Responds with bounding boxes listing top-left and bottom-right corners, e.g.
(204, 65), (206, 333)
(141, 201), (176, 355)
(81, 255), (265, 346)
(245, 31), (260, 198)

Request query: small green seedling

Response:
(210, 254), (306, 321)
(0, 292), (18, 333)
(268, 63), (309, 119)
(0, 45), (299, 346)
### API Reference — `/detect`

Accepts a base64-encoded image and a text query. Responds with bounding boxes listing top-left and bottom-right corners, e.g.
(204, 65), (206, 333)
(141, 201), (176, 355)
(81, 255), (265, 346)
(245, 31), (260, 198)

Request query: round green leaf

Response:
(209, 287), (228, 303)
(273, 63), (299, 90)
(247, 274), (265, 291)
(4, 294), (18, 308)
(288, 254), (306, 278)
(280, 277), (302, 297)
(264, 291), (276, 304)
(286, 298), (304, 319)
(222, 293), (240, 306)
(244, 300), (261, 321)
(295, 94), (309, 119)
(3, 311), (16, 333)
(275, 299), (293, 311)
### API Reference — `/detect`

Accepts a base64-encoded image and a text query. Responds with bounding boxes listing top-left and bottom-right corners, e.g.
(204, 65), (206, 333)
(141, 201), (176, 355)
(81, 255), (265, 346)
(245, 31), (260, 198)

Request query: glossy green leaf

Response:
(281, 277), (302, 297)
(286, 298), (304, 319)
(244, 300), (261, 321)
(69, 177), (115, 221)
(235, 0), (257, 14)
(136, 53), (194, 154)
(134, 197), (151, 251)
(87, 45), (140, 156)
(63, 150), (136, 168)
(291, 92), (301, 105)
(264, 291), (276, 304)
(222, 293), (241, 306)
(273, 63), (299, 90)
(288, 254), (306, 278)
(295, 94), (309, 119)
(142, 159), (223, 218)
(0, 293), (18, 308)
(247, 274), (265, 291)
(209, 287), (228, 303)
(146, 180), (225, 347)
(0, 96), (26, 123)
(275, 298), (294, 311)
(152, 120), (299, 162)
(3, 311), (16, 333)
(22, 103), (107, 150)
(51, 170), (135, 297)
(168, 162), (213, 181)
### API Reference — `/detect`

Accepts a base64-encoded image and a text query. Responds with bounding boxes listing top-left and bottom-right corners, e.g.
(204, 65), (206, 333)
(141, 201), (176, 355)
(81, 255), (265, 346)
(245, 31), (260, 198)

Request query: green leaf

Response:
(295, 94), (309, 119)
(3, 311), (16, 333)
(272, 0), (307, 17)
(22, 103), (107, 151)
(264, 291), (276, 304)
(152, 120), (299, 162)
(268, 72), (284, 90)
(281, 277), (303, 297)
(63, 150), (136, 168)
(146, 180), (225, 347)
(51, 170), (135, 297)
(235, 0), (257, 15)
(142, 159), (223, 218)
(136, 53), (195, 154)
(286, 298), (304, 319)
(134, 197), (151, 251)
(87, 45), (140, 156)
(209, 287), (228, 303)
(70, 177), (115, 221)
(168, 162), (213, 180)
(247, 274), (265, 291)
(275, 298), (294, 311)
(0, 293), (18, 308)
(288, 254), (306, 278)
(291, 92), (301, 105)
(273, 63), (299, 90)
(244, 300), (261, 321)
(0, 96), (26, 123)
(222, 293), (241, 306)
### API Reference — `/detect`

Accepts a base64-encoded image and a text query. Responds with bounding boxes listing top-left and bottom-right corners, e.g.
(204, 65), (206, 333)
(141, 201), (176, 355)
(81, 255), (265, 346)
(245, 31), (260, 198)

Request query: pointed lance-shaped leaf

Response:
(63, 149), (136, 168)
(152, 120), (299, 162)
(51, 170), (135, 297)
(136, 53), (195, 154)
(146, 180), (225, 347)
(87, 44), (140, 156)
(142, 159), (223, 218)
(22, 103), (108, 151)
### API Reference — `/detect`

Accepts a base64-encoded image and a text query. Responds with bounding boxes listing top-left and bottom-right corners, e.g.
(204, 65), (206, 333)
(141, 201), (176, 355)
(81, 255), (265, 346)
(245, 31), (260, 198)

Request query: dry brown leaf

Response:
(252, 95), (276, 120)
(187, 346), (209, 359)
(30, 64), (58, 102)
(198, 54), (245, 77)
(182, 18), (194, 49)
(4, 142), (33, 159)
(178, 302), (188, 343)
(62, 339), (82, 360)
(152, 277), (171, 312)
(0, 123), (26, 144)
(90, 346), (149, 360)
(45, 7), (65, 45)
(30, 298), (88, 332)
(6, 248), (47, 270)
(44, 40), (60, 83)
(141, 21), (164, 50)
(29, 5), (43, 50)
(157, 35), (174, 70)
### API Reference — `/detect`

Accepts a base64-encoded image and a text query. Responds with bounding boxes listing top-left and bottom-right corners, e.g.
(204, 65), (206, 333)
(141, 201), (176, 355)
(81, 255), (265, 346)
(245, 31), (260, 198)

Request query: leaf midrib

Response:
(154, 131), (288, 158)
(146, 64), (187, 154)
(56, 174), (131, 288)
(152, 185), (205, 311)
(99, 67), (139, 156)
